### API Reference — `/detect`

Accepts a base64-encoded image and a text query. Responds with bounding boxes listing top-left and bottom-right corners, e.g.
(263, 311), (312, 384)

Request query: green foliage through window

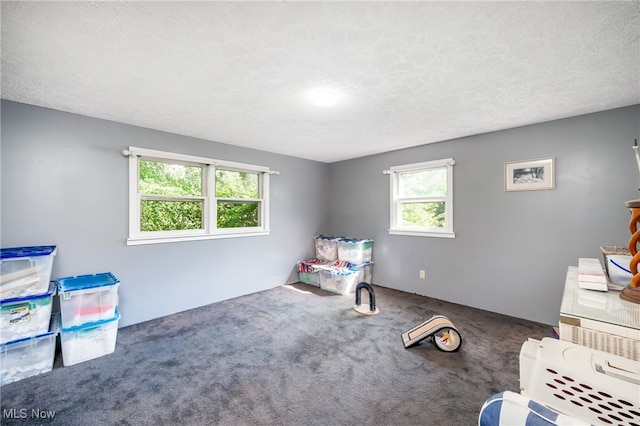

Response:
(138, 159), (263, 232)
(215, 170), (259, 198)
(141, 200), (203, 231)
(389, 158), (454, 236)
(401, 202), (445, 228)
(140, 160), (202, 196)
(399, 169), (446, 197)
(217, 202), (260, 228)
(215, 169), (261, 229)
(139, 160), (205, 232)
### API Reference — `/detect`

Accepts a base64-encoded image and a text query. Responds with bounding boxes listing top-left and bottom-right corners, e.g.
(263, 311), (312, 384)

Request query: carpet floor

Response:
(0, 283), (552, 425)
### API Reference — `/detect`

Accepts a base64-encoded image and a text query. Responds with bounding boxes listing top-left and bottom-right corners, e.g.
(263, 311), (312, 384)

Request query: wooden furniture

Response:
(622, 199), (640, 303)
(558, 266), (640, 361)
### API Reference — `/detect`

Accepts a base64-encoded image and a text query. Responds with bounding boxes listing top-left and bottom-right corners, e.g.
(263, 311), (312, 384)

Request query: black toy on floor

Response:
(353, 282), (379, 315)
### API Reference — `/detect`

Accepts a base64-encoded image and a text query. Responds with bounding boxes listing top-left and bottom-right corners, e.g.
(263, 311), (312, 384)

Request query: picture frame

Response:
(504, 157), (555, 191)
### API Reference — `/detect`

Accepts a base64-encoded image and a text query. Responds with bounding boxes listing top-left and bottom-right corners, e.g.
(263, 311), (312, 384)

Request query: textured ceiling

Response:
(1, 1), (639, 163)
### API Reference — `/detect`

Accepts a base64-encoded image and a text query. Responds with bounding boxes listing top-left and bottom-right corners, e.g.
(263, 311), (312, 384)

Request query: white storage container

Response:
(0, 281), (55, 344)
(297, 259), (331, 287)
(337, 239), (373, 264)
(0, 316), (57, 386)
(57, 272), (119, 328)
(352, 262), (373, 285)
(314, 236), (340, 262)
(0, 246), (57, 300)
(319, 268), (359, 295)
(298, 271), (320, 286)
(59, 308), (120, 366)
(520, 337), (640, 425)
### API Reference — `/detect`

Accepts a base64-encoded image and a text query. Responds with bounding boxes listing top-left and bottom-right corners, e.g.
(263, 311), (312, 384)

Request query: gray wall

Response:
(1, 100), (329, 326)
(3, 101), (638, 327)
(327, 105), (640, 325)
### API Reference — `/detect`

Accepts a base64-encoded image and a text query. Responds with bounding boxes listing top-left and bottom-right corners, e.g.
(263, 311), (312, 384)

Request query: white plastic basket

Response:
(520, 337), (640, 425)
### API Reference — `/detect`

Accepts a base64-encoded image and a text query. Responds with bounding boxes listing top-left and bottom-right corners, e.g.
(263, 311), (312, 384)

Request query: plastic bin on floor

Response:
(351, 262), (373, 285)
(314, 236), (341, 262)
(0, 246), (57, 300)
(319, 268), (359, 295)
(0, 281), (56, 344)
(298, 259), (331, 287)
(337, 238), (373, 264)
(57, 272), (120, 328)
(59, 308), (120, 367)
(299, 271), (320, 286)
(0, 314), (58, 386)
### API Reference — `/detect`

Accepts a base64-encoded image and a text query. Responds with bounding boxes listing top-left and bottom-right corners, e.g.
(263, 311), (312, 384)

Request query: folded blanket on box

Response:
(297, 259), (330, 273)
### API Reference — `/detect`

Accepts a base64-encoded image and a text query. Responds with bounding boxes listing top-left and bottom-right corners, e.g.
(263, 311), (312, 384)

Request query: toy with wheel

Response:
(401, 315), (462, 352)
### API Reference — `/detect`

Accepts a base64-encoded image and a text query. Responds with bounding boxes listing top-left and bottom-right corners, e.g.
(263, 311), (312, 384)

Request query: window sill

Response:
(389, 229), (455, 239)
(127, 230), (270, 246)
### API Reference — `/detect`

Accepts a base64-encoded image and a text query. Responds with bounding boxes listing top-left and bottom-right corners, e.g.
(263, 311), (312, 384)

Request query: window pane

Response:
(401, 202), (445, 228)
(217, 201), (259, 228)
(139, 160), (202, 196)
(141, 200), (203, 231)
(215, 170), (259, 198)
(399, 169), (446, 198)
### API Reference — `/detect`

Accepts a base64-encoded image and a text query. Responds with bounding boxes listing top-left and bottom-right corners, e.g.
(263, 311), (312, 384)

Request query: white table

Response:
(559, 266), (640, 361)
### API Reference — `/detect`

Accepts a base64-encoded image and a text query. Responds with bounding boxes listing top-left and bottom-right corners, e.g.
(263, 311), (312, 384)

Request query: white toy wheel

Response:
(432, 328), (462, 352)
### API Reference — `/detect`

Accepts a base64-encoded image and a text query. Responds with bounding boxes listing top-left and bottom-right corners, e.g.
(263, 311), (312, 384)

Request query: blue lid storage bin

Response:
(0, 314), (58, 386)
(0, 281), (56, 344)
(57, 272), (120, 328)
(0, 246), (57, 300)
(59, 308), (120, 367)
(337, 239), (373, 265)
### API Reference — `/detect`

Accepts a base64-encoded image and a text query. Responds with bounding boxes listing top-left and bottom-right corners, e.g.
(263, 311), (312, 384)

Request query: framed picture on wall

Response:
(504, 157), (555, 191)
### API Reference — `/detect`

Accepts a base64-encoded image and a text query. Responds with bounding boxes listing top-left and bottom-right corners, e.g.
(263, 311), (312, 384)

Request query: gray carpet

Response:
(0, 284), (552, 425)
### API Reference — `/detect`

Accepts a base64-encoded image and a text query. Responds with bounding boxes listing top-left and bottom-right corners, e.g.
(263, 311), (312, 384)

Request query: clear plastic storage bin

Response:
(337, 239), (373, 265)
(0, 281), (55, 344)
(298, 259), (331, 287)
(299, 271), (320, 286)
(0, 316), (57, 386)
(319, 268), (359, 295)
(59, 308), (120, 366)
(57, 272), (120, 328)
(0, 246), (57, 300)
(352, 262), (373, 285)
(314, 236), (340, 262)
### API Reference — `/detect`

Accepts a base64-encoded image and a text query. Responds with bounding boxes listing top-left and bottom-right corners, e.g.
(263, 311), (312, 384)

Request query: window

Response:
(388, 158), (455, 238)
(127, 147), (270, 245)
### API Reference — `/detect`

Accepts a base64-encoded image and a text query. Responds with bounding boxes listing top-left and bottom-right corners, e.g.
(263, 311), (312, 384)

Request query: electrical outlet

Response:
(419, 270), (426, 279)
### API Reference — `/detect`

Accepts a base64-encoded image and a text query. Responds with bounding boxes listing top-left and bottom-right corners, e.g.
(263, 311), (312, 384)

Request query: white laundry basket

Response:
(519, 337), (640, 425)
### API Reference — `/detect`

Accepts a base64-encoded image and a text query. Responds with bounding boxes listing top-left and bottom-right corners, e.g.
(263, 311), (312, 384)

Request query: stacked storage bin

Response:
(0, 246), (58, 385)
(336, 238), (374, 286)
(297, 236), (374, 295)
(56, 272), (120, 366)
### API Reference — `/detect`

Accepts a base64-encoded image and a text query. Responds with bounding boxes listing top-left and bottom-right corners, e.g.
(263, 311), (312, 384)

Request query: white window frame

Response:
(127, 146), (270, 245)
(389, 158), (455, 238)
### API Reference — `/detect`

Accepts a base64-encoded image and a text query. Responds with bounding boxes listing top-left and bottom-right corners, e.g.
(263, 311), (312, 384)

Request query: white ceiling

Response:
(2, 1), (639, 163)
